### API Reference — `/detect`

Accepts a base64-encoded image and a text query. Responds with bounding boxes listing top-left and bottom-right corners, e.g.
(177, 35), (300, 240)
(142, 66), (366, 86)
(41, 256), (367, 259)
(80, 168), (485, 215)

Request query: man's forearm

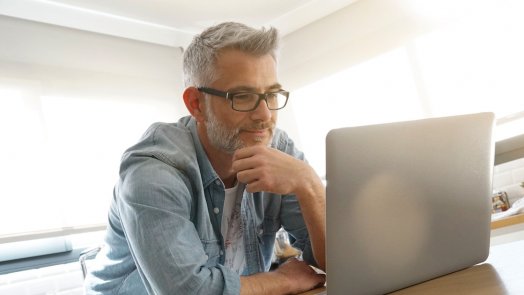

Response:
(240, 272), (291, 295)
(295, 170), (326, 270)
(240, 258), (325, 295)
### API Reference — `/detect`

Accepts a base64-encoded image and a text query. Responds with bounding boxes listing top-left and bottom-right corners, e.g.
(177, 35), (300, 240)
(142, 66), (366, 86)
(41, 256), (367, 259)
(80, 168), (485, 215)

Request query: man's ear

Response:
(183, 87), (206, 122)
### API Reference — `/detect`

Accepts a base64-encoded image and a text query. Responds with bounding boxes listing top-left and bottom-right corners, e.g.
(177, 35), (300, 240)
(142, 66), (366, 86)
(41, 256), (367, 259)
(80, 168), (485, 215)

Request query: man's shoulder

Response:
(122, 116), (198, 168)
(272, 128), (303, 158)
(144, 116), (193, 143)
(272, 128), (291, 147)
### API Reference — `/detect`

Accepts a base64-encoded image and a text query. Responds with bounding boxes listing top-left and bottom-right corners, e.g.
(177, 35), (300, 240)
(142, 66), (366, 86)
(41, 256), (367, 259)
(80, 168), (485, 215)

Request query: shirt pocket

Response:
(200, 239), (221, 267)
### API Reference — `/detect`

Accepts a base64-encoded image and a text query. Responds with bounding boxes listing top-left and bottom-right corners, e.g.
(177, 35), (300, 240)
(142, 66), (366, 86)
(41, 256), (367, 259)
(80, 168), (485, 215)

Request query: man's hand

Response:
(232, 145), (312, 195)
(274, 258), (326, 292)
(240, 258), (325, 295)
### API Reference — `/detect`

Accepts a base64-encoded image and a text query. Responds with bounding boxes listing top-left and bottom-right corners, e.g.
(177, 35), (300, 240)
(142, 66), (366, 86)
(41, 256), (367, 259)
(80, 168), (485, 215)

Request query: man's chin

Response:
(243, 136), (272, 148)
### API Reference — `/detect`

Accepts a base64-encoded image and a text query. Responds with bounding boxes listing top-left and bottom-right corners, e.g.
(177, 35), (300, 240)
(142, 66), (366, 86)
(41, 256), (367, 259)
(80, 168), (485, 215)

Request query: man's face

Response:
(201, 49), (279, 154)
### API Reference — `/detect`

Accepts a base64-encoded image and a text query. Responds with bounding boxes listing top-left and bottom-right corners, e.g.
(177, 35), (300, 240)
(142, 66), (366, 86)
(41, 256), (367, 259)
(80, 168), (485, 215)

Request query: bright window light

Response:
(292, 0), (524, 175)
(292, 47), (424, 176)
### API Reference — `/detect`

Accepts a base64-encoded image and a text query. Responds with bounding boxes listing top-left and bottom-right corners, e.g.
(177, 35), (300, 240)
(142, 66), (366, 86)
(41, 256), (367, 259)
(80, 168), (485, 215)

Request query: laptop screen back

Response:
(326, 112), (495, 294)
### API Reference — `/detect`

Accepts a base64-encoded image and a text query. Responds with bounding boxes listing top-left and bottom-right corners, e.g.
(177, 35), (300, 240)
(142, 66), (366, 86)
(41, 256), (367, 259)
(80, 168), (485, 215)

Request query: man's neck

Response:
(197, 124), (237, 188)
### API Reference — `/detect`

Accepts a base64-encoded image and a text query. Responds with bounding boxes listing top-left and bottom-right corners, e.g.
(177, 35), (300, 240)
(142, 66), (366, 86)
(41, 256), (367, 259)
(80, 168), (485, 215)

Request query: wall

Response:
(278, 0), (488, 91)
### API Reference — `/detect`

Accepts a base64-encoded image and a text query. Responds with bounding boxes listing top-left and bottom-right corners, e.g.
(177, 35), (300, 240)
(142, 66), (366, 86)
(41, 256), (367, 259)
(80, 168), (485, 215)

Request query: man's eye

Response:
(266, 93), (278, 99)
(234, 93), (256, 100)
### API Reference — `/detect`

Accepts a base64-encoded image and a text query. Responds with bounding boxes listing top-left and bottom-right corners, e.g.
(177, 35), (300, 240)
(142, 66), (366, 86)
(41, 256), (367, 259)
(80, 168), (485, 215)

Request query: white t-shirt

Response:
(221, 183), (246, 274)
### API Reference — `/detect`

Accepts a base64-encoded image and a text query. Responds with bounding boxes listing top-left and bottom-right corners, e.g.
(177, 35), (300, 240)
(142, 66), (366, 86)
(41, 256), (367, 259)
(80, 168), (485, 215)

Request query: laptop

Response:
(325, 112), (495, 295)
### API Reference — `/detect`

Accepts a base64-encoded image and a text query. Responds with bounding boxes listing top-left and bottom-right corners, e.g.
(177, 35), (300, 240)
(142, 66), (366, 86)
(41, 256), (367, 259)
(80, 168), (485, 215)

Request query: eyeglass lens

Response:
(231, 93), (287, 111)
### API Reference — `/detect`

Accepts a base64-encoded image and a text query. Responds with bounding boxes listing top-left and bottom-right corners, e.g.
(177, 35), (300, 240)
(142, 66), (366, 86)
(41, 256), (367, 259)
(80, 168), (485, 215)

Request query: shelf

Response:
(491, 213), (524, 230)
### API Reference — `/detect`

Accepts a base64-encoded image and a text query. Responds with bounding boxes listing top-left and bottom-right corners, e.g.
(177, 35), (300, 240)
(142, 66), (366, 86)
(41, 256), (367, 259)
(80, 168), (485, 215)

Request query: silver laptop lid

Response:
(326, 112), (495, 295)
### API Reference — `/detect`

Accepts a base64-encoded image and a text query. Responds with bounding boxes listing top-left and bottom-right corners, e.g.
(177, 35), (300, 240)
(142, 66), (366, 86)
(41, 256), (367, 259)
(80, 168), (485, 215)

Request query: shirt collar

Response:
(186, 116), (222, 188)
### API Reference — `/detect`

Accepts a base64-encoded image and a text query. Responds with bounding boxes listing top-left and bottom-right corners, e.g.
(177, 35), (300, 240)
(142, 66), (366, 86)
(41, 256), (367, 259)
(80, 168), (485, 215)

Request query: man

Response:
(85, 22), (326, 295)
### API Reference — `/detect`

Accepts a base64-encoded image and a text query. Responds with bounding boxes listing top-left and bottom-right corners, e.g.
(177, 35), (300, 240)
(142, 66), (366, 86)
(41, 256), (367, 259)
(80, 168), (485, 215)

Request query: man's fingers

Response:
(232, 145), (259, 161)
(236, 169), (257, 184)
(232, 148), (269, 172)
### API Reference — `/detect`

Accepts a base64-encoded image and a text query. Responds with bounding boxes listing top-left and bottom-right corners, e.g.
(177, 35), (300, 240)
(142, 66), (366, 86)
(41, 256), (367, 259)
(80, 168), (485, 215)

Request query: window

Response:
(0, 16), (185, 259)
(291, 0), (524, 176)
(291, 48), (425, 177)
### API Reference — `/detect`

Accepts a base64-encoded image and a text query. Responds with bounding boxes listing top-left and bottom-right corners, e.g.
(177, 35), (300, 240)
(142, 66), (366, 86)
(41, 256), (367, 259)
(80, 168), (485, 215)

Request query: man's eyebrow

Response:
(228, 83), (283, 93)
(268, 83), (283, 91)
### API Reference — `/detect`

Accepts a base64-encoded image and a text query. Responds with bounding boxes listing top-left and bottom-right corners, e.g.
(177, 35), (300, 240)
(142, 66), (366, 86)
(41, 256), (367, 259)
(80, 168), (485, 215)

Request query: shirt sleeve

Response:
(273, 129), (318, 267)
(116, 156), (240, 295)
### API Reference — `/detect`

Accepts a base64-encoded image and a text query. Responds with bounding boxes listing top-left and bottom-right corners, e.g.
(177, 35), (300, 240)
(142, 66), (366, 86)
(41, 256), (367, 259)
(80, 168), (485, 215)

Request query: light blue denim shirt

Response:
(85, 116), (315, 295)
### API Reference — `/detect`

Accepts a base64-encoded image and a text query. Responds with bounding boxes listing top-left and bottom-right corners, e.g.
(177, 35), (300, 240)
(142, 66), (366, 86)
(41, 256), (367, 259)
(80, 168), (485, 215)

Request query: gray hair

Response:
(183, 22), (279, 87)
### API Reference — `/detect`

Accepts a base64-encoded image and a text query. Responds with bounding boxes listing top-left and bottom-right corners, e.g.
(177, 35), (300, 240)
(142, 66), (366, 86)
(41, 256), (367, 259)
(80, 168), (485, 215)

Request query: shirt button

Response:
(213, 207), (220, 214)
(220, 250), (224, 256)
(215, 180), (221, 186)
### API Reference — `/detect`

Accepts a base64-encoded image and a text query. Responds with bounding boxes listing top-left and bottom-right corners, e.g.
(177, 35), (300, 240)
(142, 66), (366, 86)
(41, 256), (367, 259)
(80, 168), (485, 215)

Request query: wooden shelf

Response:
(491, 213), (524, 230)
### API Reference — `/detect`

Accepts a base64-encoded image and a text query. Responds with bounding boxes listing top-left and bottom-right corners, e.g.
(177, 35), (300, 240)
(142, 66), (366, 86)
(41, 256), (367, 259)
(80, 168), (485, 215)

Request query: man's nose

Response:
(250, 97), (272, 120)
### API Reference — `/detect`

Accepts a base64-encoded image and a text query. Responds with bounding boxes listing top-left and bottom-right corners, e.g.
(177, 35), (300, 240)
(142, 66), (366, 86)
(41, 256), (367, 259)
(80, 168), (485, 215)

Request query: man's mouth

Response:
(245, 129), (267, 135)
(240, 128), (272, 144)
(238, 123), (275, 145)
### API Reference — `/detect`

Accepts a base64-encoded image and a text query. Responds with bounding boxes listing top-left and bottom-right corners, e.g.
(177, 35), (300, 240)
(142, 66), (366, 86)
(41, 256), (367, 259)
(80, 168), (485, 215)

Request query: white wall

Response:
(279, 0), (499, 91)
(276, 0), (445, 149)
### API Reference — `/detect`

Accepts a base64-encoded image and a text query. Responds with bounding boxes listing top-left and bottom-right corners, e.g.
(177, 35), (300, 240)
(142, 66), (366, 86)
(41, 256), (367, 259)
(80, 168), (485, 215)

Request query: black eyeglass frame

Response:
(197, 87), (289, 112)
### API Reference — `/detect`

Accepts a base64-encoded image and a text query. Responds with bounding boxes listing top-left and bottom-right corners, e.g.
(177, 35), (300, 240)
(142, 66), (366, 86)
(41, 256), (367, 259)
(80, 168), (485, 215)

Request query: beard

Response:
(204, 107), (274, 154)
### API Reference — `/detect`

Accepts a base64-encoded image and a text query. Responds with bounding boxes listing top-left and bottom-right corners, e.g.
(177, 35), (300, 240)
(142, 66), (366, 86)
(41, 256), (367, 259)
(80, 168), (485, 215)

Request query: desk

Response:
(303, 239), (524, 294)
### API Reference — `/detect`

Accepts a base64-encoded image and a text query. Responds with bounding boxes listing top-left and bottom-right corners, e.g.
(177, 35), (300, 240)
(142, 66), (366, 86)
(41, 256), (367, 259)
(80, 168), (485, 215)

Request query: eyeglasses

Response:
(197, 87), (289, 112)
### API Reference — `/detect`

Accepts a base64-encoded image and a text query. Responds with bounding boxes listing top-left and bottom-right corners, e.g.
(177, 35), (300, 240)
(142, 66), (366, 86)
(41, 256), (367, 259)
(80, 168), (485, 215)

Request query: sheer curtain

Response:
(0, 15), (186, 251)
